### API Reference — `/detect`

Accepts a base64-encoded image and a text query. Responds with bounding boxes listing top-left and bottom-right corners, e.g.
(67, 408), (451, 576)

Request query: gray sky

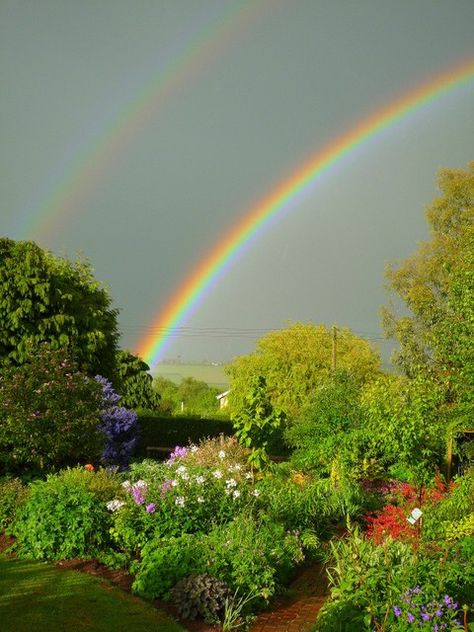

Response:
(1, 0), (473, 367)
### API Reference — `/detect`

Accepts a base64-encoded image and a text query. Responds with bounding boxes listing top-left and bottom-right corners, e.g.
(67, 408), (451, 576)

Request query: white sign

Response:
(407, 507), (423, 525)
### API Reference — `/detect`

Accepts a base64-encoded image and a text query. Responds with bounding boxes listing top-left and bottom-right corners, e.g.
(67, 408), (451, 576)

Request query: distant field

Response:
(152, 363), (229, 389)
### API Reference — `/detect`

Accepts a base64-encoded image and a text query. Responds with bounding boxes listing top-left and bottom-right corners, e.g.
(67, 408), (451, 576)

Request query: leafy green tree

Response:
(153, 376), (180, 414)
(231, 375), (286, 469)
(0, 345), (104, 474)
(226, 322), (380, 420)
(115, 350), (161, 411)
(176, 377), (220, 416)
(360, 374), (444, 485)
(382, 163), (474, 424)
(0, 238), (119, 378)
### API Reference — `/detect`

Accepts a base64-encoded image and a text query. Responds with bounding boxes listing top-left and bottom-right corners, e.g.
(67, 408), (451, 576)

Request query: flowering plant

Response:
(388, 588), (464, 631)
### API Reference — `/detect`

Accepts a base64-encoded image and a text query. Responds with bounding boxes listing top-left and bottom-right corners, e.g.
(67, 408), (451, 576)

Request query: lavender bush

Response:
(96, 376), (139, 469)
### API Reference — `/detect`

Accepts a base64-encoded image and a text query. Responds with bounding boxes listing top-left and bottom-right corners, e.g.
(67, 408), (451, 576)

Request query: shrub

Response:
(0, 477), (28, 529)
(96, 376), (140, 470)
(133, 515), (304, 606)
(0, 345), (104, 474)
(170, 574), (230, 622)
(9, 467), (121, 560)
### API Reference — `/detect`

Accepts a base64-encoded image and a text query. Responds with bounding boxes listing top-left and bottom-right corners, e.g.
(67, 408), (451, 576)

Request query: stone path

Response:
(250, 562), (329, 632)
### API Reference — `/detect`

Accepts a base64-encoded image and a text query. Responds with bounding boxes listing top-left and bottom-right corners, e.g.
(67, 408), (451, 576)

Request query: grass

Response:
(0, 555), (185, 632)
(153, 362), (229, 389)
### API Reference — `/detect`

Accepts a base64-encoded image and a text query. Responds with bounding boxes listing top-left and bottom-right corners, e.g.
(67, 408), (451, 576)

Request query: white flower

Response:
(176, 465), (187, 475)
(225, 478), (237, 488)
(232, 490), (241, 499)
(197, 496), (205, 503)
(218, 450), (226, 460)
(195, 475), (206, 485)
(180, 472), (189, 481)
(228, 464), (242, 473)
(213, 470), (222, 479)
(121, 480), (132, 491)
(175, 496), (185, 507)
(106, 499), (126, 512)
(190, 445), (198, 454)
(135, 479), (147, 489)
(171, 479), (178, 487)
(252, 489), (260, 497)
(245, 472), (252, 480)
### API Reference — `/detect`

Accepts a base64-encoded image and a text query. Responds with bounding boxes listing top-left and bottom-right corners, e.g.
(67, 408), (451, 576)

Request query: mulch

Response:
(0, 532), (328, 632)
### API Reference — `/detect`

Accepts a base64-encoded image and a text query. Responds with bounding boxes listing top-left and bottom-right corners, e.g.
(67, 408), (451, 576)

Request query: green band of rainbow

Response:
(136, 57), (474, 367)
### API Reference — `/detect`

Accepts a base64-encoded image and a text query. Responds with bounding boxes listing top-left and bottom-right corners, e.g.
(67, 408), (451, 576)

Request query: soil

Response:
(0, 533), (328, 632)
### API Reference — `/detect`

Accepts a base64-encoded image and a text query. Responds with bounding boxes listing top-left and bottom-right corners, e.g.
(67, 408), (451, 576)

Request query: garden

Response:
(1, 165), (474, 630)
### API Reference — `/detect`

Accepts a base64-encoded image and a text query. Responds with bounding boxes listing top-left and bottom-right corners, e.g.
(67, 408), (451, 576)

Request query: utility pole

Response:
(332, 325), (337, 371)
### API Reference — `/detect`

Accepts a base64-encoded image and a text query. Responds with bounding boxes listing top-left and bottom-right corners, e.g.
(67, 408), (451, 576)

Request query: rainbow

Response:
(17, 1), (270, 242)
(137, 57), (474, 368)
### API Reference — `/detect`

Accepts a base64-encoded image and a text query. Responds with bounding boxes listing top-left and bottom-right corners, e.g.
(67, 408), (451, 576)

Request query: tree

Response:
(382, 163), (474, 424)
(115, 350), (161, 411)
(0, 345), (104, 474)
(226, 322), (381, 420)
(153, 376), (180, 414)
(0, 238), (119, 378)
(176, 377), (220, 416)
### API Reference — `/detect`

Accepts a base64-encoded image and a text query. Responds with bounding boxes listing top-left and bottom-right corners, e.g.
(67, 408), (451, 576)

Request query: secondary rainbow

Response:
(18, 1), (270, 242)
(137, 57), (474, 367)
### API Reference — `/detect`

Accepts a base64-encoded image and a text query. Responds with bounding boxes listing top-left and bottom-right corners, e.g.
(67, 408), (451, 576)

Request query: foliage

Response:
(96, 376), (140, 469)
(360, 374), (445, 485)
(110, 438), (259, 548)
(170, 574), (230, 622)
(382, 163), (474, 424)
(231, 375), (286, 469)
(226, 322), (381, 421)
(115, 350), (161, 411)
(0, 477), (27, 529)
(9, 467), (122, 560)
(388, 588), (464, 631)
(286, 370), (363, 475)
(154, 376), (221, 416)
(0, 237), (119, 378)
(316, 526), (474, 631)
(0, 345), (104, 474)
(133, 515), (304, 605)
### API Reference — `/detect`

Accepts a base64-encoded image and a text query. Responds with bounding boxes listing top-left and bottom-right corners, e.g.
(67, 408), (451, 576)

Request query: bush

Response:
(96, 376), (140, 469)
(9, 467), (122, 560)
(0, 477), (27, 529)
(170, 574), (230, 622)
(110, 438), (259, 547)
(0, 345), (104, 475)
(316, 527), (474, 631)
(132, 515), (304, 605)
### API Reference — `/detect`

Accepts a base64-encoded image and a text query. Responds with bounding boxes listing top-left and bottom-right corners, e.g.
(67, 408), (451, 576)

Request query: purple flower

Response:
(407, 613), (415, 623)
(161, 479), (175, 496)
(167, 445), (188, 464)
(421, 612), (431, 621)
(145, 503), (156, 513)
(393, 606), (402, 618)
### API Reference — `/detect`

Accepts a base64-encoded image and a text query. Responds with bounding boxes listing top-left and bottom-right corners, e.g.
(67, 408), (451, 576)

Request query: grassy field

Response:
(153, 362), (229, 389)
(0, 556), (184, 632)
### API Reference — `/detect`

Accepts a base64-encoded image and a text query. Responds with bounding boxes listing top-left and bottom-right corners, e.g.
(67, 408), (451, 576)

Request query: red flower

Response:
(84, 463), (94, 472)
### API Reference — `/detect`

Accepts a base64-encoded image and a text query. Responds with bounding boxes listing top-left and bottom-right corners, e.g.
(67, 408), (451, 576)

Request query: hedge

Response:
(136, 415), (234, 457)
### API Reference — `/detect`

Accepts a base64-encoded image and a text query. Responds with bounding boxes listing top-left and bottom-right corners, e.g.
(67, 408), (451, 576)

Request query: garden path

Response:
(249, 562), (329, 632)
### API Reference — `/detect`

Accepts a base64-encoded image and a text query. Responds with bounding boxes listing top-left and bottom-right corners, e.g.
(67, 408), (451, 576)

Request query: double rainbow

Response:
(136, 57), (474, 368)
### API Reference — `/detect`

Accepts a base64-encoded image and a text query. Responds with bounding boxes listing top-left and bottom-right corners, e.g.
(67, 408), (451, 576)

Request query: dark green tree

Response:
(115, 350), (161, 411)
(0, 238), (119, 378)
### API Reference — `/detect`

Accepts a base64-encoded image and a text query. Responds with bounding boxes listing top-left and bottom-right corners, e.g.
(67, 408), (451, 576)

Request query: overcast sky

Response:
(1, 0), (473, 366)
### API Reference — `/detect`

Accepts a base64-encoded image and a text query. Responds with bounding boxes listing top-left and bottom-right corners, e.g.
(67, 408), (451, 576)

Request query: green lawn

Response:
(0, 555), (185, 632)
